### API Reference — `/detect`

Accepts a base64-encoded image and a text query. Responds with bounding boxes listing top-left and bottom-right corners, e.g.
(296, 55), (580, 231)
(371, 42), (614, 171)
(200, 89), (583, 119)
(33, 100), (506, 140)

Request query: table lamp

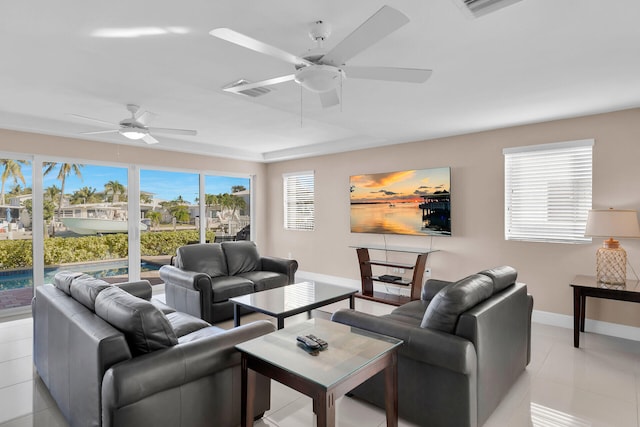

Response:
(584, 209), (640, 285)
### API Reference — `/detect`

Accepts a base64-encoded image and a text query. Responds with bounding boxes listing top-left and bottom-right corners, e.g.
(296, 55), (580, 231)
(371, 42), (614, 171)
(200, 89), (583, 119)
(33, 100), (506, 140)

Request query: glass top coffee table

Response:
(236, 318), (403, 427)
(229, 281), (357, 329)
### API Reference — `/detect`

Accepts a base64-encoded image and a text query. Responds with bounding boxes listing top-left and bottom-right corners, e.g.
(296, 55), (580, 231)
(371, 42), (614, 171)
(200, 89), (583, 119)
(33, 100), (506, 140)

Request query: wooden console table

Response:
(570, 274), (640, 348)
(351, 245), (437, 306)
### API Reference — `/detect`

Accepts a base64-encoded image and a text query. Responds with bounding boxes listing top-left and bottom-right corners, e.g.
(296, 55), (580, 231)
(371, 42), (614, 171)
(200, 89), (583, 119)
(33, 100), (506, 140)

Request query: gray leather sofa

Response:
(331, 266), (533, 427)
(159, 241), (298, 323)
(33, 271), (274, 427)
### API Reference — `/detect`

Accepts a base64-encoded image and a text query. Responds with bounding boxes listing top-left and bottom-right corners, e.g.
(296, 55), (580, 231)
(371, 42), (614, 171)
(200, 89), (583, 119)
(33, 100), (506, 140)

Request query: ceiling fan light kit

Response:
(294, 65), (344, 93)
(210, 5), (432, 108)
(120, 129), (147, 140)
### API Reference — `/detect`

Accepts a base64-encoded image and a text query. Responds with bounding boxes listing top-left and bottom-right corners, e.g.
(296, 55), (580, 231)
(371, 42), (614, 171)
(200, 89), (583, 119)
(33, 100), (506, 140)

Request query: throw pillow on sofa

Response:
(95, 286), (178, 356)
(176, 243), (228, 278)
(53, 271), (87, 295)
(221, 241), (261, 275)
(69, 275), (112, 311)
(420, 273), (494, 333)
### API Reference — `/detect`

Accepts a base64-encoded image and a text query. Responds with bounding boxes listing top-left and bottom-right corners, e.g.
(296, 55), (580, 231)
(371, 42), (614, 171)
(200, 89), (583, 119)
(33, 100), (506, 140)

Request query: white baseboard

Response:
(532, 310), (640, 342)
(298, 270), (640, 343)
(296, 271), (361, 289)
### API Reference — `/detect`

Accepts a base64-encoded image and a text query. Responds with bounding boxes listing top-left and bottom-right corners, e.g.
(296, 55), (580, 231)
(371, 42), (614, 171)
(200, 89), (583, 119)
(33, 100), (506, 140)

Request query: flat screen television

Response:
(350, 167), (451, 236)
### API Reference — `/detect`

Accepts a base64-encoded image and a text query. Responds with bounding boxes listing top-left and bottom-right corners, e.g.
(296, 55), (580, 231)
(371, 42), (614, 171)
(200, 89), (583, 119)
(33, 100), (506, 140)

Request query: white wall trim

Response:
(532, 309), (640, 342)
(296, 270), (361, 290)
(298, 270), (640, 343)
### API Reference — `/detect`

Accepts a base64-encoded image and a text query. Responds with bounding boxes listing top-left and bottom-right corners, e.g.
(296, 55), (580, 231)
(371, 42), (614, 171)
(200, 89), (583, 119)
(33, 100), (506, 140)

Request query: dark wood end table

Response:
(570, 274), (640, 348)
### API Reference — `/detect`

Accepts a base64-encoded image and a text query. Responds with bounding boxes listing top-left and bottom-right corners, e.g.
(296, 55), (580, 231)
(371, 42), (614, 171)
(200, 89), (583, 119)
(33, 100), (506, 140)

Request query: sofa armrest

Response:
(421, 279), (452, 301)
(116, 280), (152, 300)
(102, 320), (275, 410)
(261, 256), (298, 284)
(331, 309), (475, 375)
(159, 265), (212, 292)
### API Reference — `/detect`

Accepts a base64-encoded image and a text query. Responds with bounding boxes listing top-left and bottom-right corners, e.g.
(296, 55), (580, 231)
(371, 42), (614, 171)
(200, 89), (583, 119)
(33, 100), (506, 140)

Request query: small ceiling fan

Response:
(210, 5), (432, 108)
(70, 104), (197, 145)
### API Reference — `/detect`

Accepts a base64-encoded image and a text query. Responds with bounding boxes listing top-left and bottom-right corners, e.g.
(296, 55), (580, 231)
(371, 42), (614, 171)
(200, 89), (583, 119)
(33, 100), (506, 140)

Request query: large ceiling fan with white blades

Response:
(210, 5), (432, 108)
(70, 104), (197, 145)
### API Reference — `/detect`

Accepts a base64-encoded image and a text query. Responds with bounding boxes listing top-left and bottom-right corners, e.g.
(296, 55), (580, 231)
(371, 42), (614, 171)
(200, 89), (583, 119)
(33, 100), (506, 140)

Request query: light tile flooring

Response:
(1, 298), (639, 426)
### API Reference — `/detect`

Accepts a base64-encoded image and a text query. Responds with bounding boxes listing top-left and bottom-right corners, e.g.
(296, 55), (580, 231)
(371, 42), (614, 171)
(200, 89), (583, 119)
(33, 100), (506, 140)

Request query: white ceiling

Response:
(1, 1), (640, 163)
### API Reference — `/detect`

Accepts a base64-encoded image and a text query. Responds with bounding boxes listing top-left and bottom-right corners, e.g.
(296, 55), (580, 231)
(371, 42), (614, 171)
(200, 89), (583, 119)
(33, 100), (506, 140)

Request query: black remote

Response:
(297, 335), (321, 350)
(306, 334), (328, 350)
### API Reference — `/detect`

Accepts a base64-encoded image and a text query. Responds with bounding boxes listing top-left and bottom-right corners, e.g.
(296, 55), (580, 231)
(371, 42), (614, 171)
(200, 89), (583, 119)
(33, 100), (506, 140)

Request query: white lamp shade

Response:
(584, 209), (640, 238)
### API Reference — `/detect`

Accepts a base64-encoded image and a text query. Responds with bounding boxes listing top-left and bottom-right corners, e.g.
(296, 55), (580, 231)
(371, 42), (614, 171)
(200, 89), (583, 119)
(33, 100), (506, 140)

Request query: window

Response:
(283, 171), (314, 231)
(504, 139), (593, 243)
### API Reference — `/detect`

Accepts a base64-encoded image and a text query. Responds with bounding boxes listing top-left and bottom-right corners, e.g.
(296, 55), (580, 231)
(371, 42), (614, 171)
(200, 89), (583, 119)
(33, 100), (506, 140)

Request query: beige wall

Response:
(3, 109), (640, 328)
(0, 129), (268, 246)
(265, 108), (640, 328)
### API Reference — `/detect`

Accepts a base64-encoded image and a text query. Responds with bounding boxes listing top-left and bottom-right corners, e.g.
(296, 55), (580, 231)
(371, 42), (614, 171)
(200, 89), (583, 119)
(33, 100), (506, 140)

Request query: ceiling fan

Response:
(70, 104), (197, 145)
(210, 5), (432, 108)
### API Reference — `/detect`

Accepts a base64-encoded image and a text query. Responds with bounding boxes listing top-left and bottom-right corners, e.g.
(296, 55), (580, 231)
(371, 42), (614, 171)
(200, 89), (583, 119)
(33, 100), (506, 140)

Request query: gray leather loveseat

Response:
(33, 272), (274, 427)
(332, 266), (533, 427)
(159, 241), (298, 323)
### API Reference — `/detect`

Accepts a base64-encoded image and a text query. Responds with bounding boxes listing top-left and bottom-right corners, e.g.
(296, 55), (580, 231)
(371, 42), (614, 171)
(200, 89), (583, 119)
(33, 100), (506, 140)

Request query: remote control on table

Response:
(296, 335), (321, 351)
(306, 334), (328, 350)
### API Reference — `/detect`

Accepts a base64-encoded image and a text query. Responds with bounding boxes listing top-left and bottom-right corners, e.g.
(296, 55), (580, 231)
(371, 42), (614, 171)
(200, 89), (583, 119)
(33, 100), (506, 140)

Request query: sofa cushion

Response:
(479, 265), (517, 293)
(178, 325), (227, 344)
(176, 243), (228, 277)
(390, 300), (429, 325)
(210, 276), (255, 303)
(150, 298), (177, 315)
(420, 274), (494, 333)
(165, 311), (211, 338)
(221, 241), (261, 275)
(69, 275), (112, 311)
(53, 271), (87, 295)
(238, 271), (287, 292)
(95, 286), (178, 356)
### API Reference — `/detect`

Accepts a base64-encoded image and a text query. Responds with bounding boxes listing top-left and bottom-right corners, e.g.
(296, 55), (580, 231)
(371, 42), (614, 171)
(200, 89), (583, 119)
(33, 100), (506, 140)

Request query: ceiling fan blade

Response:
(210, 28), (312, 68)
(344, 66), (432, 83)
(319, 89), (340, 108)
(223, 75), (296, 94)
(80, 129), (120, 135)
(320, 5), (410, 66)
(68, 114), (118, 127)
(135, 110), (157, 125)
(142, 134), (159, 145)
(148, 127), (197, 136)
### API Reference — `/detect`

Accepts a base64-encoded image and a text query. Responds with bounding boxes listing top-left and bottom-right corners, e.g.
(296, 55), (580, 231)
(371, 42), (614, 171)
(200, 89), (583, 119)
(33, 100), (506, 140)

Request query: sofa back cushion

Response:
(479, 265), (517, 293)
(53, 271), (87, 295)
(176, 243), (228, 277)
(222, 241), (261, 275)
(69, 275), (112, 311)
(95, 286), (178, 356)
(420, 274), (494, 333)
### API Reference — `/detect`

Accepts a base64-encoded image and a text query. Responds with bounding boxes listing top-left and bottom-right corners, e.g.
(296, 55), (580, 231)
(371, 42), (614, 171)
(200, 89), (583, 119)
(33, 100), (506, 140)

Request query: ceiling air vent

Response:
(222, 79), (272, 98)
(453, 0), (524, 18)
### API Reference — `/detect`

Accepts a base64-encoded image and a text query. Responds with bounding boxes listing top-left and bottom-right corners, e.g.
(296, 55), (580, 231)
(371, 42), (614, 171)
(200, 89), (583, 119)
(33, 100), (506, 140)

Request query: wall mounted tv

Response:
(350, 167), (451, 236)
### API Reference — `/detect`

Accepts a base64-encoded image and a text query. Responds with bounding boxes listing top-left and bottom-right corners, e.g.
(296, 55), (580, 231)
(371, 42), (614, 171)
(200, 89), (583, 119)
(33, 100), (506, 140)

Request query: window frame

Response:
(504, 139), (593, 244)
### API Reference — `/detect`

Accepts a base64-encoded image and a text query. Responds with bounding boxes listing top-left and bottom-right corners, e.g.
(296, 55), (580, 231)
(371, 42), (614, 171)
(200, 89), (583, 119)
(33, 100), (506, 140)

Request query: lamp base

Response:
(596, 245), (627, 286)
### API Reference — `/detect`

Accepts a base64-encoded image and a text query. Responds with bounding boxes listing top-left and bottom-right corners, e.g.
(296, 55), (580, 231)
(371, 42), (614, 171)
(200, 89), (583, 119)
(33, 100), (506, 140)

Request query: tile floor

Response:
(1, 297), (639, 427)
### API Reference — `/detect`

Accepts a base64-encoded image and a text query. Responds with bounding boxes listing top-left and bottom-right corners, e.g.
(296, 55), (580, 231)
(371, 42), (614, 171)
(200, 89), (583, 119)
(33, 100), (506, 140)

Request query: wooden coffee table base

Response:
(241, 350), (398, 427)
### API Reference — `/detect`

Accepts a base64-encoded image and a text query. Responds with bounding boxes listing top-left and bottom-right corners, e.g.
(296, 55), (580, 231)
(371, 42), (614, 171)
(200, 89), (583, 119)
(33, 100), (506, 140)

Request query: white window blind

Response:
(283, 171), (314, 231)
(504, 139), (593, 243)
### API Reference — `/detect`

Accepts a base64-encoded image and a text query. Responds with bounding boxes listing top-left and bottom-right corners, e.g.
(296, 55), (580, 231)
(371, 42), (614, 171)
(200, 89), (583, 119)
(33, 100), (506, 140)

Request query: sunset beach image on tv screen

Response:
(349, 167), (451, 236)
